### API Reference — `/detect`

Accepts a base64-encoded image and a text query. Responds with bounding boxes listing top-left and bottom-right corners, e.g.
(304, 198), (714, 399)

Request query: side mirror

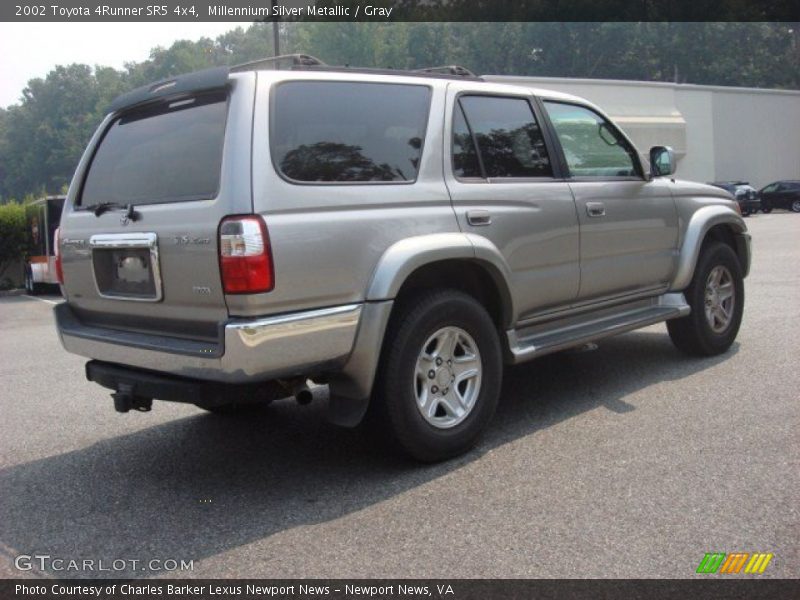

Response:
(649, 146), (675, 178)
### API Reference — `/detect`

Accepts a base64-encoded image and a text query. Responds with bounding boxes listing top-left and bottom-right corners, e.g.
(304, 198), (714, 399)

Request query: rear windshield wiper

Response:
(86, 202), (139, 221)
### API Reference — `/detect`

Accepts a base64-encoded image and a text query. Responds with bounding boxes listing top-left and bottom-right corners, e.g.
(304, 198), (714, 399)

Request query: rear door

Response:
(59, 73), (255, 342)
(443, 84), (580, 322)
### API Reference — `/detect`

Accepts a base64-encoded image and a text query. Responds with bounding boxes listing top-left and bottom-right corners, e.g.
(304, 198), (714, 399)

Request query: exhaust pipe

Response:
(294, 385), (313, 406)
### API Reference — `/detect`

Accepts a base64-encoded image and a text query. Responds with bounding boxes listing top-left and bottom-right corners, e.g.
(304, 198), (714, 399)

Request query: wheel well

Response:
(703, 224), (746, 269)
(393, 260), (511, 330)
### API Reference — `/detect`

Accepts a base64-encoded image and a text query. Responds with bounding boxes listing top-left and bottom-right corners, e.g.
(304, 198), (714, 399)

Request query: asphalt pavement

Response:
(0, 212), (797, 579)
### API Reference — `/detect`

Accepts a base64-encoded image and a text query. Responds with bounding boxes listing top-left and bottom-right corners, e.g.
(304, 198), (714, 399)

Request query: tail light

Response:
(54, 227), (64, 284)
(218, 216), (274, 294)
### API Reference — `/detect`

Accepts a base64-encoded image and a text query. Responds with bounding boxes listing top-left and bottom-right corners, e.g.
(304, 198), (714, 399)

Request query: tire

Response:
(791, 200), (800, 213)
(761, 203), (772, 214)
(667, 242), (744, 356)
(371, 289), (503, 462)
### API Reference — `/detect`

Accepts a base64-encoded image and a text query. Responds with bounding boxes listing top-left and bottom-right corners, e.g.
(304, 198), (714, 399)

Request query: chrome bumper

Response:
(55, 303), (363, 383)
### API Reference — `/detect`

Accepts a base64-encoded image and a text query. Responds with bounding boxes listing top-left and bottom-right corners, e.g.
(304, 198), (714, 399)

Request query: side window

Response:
(457, 96), (552, 178)
(452, 103), (481, 178)
(761, 183), (779, 193)
(272, 82), (431, 183)
(544, 101), (640, 178)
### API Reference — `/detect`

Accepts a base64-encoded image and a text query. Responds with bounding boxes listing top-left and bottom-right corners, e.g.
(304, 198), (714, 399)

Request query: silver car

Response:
(54, 56), (751, 461)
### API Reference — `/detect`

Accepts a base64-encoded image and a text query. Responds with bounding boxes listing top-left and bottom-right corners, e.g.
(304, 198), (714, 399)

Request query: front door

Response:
(542, 100), (679, 302)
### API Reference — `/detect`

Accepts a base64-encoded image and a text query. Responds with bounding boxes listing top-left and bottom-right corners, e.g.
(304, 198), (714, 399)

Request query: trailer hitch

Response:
(111, 383), (152, 413)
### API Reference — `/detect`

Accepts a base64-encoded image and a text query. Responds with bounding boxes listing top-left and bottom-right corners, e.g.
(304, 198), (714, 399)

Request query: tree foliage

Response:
(0, 22), (797, 202)
(0, 202), (27, 281)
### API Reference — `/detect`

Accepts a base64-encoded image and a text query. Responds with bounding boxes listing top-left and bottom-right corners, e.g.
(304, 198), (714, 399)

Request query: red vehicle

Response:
(24, 195), (64, 294)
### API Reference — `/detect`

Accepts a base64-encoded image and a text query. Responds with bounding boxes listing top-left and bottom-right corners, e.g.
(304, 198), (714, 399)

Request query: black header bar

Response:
(3, 1), (799, 22)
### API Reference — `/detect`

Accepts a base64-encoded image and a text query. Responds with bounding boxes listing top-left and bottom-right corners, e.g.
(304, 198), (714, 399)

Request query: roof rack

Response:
(231, 54), (326, 73)
(230, 55), (482, 81)
(414, 65), (477, 78)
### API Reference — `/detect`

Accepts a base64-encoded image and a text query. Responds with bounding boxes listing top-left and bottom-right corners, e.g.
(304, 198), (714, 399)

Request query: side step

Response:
(508, 293), (690, 364)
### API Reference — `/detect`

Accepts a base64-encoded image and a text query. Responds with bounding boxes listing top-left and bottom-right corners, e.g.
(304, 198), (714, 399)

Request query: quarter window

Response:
(544, 101), (639, 178)
(456, 96), (552, 178)
(272, 82), (431, 183)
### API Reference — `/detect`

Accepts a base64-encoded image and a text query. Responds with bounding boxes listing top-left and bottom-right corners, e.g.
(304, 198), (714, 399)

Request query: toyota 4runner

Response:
(54, 55), (751, 461)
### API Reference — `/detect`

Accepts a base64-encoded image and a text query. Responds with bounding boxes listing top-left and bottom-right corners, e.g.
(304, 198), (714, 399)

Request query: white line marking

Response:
(24, 295), (61, 305)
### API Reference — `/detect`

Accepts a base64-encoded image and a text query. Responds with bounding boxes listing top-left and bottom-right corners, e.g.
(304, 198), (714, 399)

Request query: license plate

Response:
(90, 233), (162, 301)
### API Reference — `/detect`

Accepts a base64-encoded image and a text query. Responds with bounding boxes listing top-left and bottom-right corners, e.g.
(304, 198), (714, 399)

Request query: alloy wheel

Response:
(414, 326), (482, 429)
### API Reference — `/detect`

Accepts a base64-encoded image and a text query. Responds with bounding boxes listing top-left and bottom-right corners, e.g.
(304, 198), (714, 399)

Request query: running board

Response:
(507, 293), (690, 364)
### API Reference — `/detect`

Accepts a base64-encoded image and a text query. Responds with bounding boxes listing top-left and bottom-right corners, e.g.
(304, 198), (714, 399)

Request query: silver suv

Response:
(54, 56), (751, 461)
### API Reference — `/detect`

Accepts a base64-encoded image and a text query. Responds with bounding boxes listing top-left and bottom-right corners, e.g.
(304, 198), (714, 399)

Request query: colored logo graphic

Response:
(696, 552), (774, 574)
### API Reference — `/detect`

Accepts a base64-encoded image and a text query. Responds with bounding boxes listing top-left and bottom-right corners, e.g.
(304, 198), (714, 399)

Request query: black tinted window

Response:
(81, 93), (227, 207)
(452, 103), (481, 178)
(459, 96), (551, 178)
(273, 82), (431, 183)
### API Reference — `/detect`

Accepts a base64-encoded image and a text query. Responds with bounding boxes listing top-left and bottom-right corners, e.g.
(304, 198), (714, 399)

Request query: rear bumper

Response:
(85, 360), (277, 406)
(55, 302), (363, 383)
(738, 198), (761, 211)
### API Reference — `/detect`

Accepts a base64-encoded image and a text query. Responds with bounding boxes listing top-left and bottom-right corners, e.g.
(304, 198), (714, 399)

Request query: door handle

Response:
(466, 209), (492, 226)
(586, 202), (606, 217)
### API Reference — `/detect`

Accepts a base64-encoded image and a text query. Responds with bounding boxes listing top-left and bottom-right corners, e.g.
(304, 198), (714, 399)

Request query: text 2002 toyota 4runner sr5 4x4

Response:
(54, 56), (750, 461)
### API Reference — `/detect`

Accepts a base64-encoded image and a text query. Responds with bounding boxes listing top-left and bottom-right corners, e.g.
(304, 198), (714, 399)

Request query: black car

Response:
(708, 181), (760, 216)
(759, 180), (800, 213)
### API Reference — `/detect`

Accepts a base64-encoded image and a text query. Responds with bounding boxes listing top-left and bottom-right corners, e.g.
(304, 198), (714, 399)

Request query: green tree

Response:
(0, 202), (26, 283)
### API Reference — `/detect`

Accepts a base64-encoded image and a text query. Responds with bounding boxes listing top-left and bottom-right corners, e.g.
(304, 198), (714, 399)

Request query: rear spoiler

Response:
(107, 66), (230, 115)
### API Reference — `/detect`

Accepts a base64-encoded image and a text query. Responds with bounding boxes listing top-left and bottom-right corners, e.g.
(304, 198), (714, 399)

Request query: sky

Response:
(0, 22), (252, 108)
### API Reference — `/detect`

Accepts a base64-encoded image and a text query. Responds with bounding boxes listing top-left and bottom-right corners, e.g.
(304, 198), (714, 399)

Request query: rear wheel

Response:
(791, 200), (800, 213)
(668, 242), (744, 356)
(371, 289), (502, 462)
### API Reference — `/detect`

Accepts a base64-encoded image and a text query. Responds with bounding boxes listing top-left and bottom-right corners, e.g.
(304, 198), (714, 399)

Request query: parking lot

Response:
(0, 213), (797, 579)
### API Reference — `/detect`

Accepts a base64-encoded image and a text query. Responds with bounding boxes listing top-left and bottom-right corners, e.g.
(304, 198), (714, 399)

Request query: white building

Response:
(486, 76), (800, 188)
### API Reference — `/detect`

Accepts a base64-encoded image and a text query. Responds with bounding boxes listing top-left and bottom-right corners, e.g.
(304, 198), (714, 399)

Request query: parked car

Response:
(758, 180), (800, 213)
(708, 181), (760, 216)
(53, 55), (751, 461)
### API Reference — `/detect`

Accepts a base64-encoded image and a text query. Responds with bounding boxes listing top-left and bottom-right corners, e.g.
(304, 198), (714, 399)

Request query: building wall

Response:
(485, 76), (800, 188)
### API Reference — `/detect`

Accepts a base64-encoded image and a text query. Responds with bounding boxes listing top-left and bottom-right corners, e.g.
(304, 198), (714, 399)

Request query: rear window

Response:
(80, 92), (228, 207)
(272, 81), (431, 183)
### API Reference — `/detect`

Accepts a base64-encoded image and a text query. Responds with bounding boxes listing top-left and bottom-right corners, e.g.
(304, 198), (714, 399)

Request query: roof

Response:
(107, 54), (595, 116)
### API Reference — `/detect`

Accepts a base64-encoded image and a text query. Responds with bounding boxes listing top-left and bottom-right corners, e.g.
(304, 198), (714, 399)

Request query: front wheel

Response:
(791, 200), (800, 213)
(371, 290), (503, 462)
(668, 242), (744, 356)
